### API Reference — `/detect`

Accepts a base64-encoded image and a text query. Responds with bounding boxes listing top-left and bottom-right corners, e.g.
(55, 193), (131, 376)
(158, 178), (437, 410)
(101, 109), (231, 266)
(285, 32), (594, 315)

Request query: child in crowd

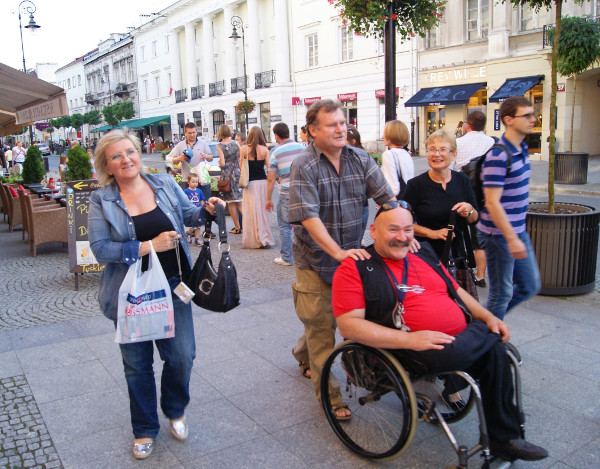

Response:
(59, 155), (68, 181)
(87, 149), (96, 178)
(183, 174), (205, 244)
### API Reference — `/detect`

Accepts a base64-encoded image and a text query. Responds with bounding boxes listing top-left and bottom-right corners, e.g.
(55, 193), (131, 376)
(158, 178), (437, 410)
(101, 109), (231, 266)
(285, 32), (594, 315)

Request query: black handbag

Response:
(441, 210), (479, 301)
(189, 204), (240, 312)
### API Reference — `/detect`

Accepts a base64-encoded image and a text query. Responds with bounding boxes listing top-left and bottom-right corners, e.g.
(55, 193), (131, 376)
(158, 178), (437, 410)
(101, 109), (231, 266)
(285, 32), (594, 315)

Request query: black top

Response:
(403, 170), (478, 259)
(248, 158), (267, 181)
(132, 206), (188, 279)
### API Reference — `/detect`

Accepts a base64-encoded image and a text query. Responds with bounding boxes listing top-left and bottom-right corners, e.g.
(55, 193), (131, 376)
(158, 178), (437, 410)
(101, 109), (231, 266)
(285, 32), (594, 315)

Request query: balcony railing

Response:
(175, 88), (188, 103)
(209, 80), (226, 97)
(231, 76), (248, 94)
(191, 85), (204, 100)
(255, 70), (276, 89)
(85, 93), (99, 104)
(114, 83), (129, 97)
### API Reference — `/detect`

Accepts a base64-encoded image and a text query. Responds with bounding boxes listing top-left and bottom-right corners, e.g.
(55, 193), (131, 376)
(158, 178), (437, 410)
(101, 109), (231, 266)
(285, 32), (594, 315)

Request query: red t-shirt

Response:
(332, 253), (467, 336)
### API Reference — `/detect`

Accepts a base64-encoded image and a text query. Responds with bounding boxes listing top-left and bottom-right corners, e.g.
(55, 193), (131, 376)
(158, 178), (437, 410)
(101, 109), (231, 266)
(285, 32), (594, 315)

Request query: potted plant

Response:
(235, 99), (256, 114)
(548, 15), (600, 184)
(64, 145), (93, 182)
(506, 0), (600, 295)
(22, 144), (45, 184)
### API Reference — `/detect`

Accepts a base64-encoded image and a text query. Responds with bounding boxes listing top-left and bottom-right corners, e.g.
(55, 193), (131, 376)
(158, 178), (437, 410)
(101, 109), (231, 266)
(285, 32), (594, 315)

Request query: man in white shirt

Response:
(454, 111), (494, 287)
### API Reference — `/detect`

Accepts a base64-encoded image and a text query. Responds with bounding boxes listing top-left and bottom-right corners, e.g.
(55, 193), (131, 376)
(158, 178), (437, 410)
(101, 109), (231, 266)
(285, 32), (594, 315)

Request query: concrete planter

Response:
(554, 152), (589, 184)
(526, 202), (600, 295)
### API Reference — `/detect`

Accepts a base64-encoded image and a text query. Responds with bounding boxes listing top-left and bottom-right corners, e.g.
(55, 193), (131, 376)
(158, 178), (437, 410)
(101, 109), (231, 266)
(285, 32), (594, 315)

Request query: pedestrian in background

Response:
(240, 126), (274, 248)
(217, 124), (243, 234)
(346, 125), (370, 246)
(380, 120), (414, 198)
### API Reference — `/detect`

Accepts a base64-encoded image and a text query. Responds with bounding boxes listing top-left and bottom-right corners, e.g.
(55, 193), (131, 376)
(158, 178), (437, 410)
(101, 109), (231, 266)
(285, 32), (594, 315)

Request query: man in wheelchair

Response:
(331, 200), (548, 462)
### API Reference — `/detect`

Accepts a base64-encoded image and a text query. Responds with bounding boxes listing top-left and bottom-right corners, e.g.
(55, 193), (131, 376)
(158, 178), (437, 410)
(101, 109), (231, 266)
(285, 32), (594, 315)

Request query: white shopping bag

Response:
(115, 241), (175, 344)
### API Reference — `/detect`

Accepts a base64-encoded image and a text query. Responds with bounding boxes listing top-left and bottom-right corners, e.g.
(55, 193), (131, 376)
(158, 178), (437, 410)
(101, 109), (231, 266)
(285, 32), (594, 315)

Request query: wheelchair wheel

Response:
(321, 341), (417, 460)
(412, 374), (475, 424)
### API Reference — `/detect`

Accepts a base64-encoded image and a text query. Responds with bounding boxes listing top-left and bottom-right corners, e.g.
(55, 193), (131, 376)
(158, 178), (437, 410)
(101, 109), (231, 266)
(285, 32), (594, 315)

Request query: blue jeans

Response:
(118, 276), (196, 439)
(277, 194), (292, 264)
(477, 230), (540, 320)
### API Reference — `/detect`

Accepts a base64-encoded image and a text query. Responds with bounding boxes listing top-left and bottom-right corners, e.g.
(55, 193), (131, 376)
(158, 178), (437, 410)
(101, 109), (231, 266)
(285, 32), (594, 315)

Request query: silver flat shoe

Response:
(132, 440), (154, 459)
(170, 417), (188, 441)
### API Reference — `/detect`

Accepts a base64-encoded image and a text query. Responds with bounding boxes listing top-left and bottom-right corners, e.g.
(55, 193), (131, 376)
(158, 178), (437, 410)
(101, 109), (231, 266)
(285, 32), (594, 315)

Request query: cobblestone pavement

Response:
(0, 375), (62, 469)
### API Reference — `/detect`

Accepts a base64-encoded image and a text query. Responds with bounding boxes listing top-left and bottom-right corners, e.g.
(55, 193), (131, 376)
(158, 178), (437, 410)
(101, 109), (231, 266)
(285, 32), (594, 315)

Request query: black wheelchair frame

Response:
(320, 340), (524, 468)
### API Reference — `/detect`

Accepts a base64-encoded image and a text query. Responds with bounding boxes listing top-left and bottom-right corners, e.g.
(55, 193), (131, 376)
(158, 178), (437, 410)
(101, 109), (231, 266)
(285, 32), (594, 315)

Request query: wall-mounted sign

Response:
(494, 109), (500, 131)
(248, 117), (258, 124)
(16, 94), (68, 124)
(291, 97), (301, 105)
(557, 83), (565, 92)
(270, 115), (282, 122)
(375, 88), (400, 98)
(338, 92), (357, 102)
(423, 66), (487, 84)
(304, 97), (321, 105)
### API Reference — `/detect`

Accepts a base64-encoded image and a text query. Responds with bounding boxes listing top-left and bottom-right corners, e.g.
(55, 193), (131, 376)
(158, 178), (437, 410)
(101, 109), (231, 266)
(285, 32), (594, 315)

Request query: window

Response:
(466, 0), (489, 41)
(426, 8), (446, 48)
(67, 78), (71, 89)
(80, 98), (83, 106)
(114, 63), (120, 82)
(165, 35), (170, 52)
(121, 61), (126, 82)
(141, 46), (146, 61)
(307, 34), (318, 68)
(128, 59), (134, 81)
(341, 26), (353, 61)
(152, 40), (158, 57)
(155, 76), (160, 97)
(144, 80), (149, 100)
(168, 73), (172, 91)
(520, 4), (551, 31)
(78, 75), (81, 86)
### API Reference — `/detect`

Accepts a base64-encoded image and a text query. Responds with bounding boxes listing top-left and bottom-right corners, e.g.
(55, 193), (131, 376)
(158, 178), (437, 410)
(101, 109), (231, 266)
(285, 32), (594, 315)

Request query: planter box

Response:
(527, 202), (600, 295)
(554, 152), (589, 184)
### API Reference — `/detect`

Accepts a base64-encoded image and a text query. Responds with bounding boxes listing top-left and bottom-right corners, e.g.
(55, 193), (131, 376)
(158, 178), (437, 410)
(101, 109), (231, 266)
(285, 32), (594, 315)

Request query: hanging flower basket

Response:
(235, 99), (256, 114)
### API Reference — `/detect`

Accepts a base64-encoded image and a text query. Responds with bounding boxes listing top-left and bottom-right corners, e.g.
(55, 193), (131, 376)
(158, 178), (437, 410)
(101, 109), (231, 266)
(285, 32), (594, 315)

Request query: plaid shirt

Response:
(288, 143), (394, 284)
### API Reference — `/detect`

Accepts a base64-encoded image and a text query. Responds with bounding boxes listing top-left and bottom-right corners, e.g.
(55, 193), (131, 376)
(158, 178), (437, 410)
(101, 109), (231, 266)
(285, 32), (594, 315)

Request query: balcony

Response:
(191, 85), (204, 100)
(209, 80), (226, 97)
(255, 70), (276, 89)
(85, 93), (99, 104)
(175, 88), (188, 103)
(231, 76), (248, 94)
(114, 83), (129, 97)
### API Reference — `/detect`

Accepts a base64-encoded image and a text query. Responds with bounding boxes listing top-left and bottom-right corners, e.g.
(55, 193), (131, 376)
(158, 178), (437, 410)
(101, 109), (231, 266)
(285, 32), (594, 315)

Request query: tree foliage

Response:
(22, 145), (46, 184)
(84, 110), (102, 126)
(329, 0), (446, 40)
(549, 16), (600, 78)
(70, 113), (85, 132)
(64, 145), (93, 181)
(102, 105), (119, 128)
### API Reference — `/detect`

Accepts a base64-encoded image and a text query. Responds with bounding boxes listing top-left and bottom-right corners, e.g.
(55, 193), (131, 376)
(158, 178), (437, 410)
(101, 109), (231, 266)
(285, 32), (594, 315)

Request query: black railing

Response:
(191, 85), (204, 100)
(209, 80), (226, 97)
(175, 88), (188, 103)
(231, 76), (248, 93)
(114, 83), (128, 96)
(255, 70), (276, 89)
(85, 93), (99, 104)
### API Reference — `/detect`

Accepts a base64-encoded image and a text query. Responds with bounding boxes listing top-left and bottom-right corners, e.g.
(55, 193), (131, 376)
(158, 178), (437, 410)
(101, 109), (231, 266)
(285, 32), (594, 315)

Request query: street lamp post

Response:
(17, 0), (41, 145)
(229, 16), (248, 133)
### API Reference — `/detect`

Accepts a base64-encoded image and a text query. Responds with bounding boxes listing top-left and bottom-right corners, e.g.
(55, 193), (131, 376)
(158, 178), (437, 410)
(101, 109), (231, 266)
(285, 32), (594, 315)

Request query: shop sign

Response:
(557, 83), (565, 92)
(494, 109), (500, 131)
(248, 117), (258, 124)
(338, 92), (357, 102)
(291, 97), (301, 105)
(304, 97), (321, 105)
(270, 115), (282, 122)
(425, 66), (487, 84)
(375, 88), (400, 98)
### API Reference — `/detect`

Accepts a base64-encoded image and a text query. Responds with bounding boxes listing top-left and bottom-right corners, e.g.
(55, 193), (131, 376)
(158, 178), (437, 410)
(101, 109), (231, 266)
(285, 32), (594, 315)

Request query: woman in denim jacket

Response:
(89, 129), (223, 460)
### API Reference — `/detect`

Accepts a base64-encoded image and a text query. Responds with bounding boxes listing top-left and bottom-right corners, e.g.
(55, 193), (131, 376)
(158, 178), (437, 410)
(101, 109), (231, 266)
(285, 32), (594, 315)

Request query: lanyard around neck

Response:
(380, 257), (409, 304)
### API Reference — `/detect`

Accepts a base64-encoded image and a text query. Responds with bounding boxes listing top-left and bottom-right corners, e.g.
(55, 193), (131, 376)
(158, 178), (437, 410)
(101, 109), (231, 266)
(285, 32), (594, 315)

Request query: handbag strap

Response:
(441, 210), (457, 268)
(205, 203), (228, 244)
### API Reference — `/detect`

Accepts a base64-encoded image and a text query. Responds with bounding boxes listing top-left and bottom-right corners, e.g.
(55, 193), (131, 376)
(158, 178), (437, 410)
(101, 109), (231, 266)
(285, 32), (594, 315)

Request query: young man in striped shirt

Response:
(477, 96), (541, 320)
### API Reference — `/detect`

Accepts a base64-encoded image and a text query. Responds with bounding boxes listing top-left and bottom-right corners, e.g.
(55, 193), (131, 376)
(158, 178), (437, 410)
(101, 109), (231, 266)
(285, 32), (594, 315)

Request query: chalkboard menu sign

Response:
(67, 180), (105, 285)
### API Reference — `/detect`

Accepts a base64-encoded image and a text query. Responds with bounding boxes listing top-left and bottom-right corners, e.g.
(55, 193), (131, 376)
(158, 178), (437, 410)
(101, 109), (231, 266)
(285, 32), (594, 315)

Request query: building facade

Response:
(55, 56), (87, 141)
(133, 0), (293, 143)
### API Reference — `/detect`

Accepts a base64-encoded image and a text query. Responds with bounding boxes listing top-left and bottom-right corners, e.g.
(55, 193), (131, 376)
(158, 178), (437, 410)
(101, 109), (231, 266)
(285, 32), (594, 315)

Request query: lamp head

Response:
(229, 25), (240, 41)
(24, 13), (41, 33)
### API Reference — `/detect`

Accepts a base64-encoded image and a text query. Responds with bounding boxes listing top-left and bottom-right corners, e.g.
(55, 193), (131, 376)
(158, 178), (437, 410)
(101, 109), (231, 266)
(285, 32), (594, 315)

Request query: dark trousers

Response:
(391, 320), (520, 442)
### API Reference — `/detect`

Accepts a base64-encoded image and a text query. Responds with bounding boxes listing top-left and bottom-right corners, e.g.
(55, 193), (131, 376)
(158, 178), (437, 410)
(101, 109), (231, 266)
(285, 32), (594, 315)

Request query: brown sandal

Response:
(299, 362), (311, 379)
(332, 404), (352, 421)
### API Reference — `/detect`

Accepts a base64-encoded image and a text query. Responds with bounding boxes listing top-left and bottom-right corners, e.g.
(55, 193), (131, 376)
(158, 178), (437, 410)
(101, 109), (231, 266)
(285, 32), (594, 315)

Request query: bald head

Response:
(371, 206), (414, 261)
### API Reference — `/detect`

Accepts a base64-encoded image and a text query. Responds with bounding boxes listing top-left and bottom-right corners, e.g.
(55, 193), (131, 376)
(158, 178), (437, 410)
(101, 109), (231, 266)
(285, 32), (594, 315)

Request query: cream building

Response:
(133, 0), (293, 143)
(55, 56), (87, 141)
(408, 0), (600, 157)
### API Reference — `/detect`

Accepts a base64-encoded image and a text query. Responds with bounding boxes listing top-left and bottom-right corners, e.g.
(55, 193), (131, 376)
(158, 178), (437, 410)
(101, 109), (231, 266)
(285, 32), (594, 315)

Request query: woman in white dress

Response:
(380, 120), (414, 198)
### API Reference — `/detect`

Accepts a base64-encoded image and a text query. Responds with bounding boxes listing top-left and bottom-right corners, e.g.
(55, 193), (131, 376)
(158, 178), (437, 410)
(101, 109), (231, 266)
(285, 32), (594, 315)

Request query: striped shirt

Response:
(288, 143), (394, 283)
(268, 139), (305, 196)
(477, 135), (530, 235)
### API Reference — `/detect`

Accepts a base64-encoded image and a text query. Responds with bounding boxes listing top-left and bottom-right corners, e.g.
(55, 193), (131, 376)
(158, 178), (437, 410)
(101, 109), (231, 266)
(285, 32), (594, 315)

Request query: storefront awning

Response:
(0, 62), (68, 137)
(488, 75), (544, 102)
(118, 115), (171, 130)
(90, 125), (112, 133)
(404, 83), (486, 107)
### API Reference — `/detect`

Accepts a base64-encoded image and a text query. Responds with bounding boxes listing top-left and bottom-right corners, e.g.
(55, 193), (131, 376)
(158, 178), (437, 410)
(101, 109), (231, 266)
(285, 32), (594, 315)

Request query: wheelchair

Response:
(320, 340), (524, 468)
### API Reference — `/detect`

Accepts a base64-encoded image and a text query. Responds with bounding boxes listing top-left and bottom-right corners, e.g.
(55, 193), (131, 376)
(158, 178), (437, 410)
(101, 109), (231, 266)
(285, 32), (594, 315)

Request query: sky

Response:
(3, 0), (172, 73)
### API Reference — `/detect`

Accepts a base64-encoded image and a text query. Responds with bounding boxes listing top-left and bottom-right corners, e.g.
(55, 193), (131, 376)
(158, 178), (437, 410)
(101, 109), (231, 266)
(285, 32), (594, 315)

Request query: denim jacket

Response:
(89, 173), (207, 320)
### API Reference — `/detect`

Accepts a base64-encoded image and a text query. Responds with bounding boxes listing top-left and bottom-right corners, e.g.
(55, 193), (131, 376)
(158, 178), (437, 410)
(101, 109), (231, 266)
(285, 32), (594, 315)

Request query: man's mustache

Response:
(389, 240), (410, 248)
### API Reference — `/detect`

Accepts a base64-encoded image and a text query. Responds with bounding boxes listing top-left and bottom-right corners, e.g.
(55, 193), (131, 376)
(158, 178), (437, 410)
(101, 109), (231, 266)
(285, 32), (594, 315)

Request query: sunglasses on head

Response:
(375, 200), (412, 219)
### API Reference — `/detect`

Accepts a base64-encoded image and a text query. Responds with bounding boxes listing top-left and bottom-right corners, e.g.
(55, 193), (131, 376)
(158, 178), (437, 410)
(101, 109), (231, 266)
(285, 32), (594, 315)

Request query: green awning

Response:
(118, 115), (171, 130)
(90, 124), (112, 133)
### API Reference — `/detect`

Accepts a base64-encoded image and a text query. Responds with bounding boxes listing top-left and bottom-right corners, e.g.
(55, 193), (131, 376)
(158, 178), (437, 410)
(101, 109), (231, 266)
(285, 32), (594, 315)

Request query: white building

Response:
(132, 0), (293, 143)
(55, 55), (88, 141)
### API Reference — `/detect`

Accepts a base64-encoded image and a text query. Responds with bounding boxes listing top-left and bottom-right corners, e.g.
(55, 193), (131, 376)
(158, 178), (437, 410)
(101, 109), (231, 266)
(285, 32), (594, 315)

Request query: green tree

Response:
(548, 16), (600, 152)
(70, 113), (85, 138)
(22, 144), (46, 184)
(84, 110), (102, 126)
(64, 145), (93, 181)
(504, 0), (589, 213)
(102, 104), (119, 128)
